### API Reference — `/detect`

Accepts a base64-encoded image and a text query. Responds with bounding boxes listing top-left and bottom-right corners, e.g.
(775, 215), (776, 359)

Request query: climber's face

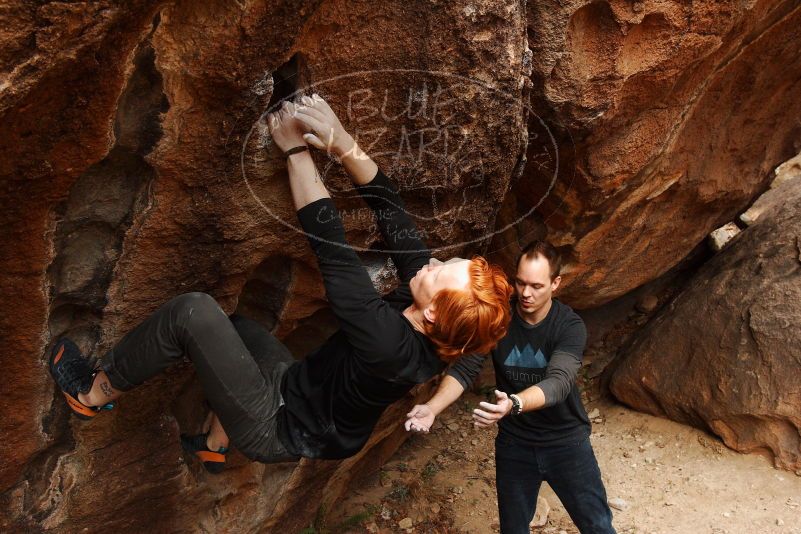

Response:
(409, 257), (471, 314)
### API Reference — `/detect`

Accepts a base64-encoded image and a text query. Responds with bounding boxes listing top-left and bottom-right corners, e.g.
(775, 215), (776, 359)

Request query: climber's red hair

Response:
(423, 256), (513, 361)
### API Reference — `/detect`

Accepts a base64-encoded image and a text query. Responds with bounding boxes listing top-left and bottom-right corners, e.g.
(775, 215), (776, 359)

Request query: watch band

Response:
(509, 394), (523, 416)
(284, 145), (309, 158)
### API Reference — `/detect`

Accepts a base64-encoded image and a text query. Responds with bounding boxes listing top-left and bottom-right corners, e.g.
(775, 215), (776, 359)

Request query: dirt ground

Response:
(327, 392), (801, 534)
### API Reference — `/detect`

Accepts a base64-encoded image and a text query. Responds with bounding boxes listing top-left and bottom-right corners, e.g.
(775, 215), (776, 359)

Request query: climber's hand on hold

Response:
(294, 94), (358, 159)
(267, 101), (308, 153)
(294, 93), (376, 186)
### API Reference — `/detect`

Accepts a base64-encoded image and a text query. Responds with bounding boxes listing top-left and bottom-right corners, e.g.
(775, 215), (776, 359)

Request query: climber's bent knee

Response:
(99, 292), (228, 391)
(171, 292), (226, 328)
(168, 292), (234, 349)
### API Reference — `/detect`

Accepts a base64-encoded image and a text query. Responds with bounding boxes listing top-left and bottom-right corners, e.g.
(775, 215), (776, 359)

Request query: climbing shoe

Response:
(48, 338), (115, 420)
(181, 433), (228, 474)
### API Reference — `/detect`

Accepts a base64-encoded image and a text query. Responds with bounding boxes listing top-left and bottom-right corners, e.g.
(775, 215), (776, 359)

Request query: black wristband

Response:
(284, 145), (309, 158)
(509, 394), (523, 416)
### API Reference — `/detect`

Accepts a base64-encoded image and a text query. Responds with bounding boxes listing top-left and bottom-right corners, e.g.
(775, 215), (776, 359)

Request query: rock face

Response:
(610, 178), (801, 473)
(2, 0), (801, 531)
(0, 1), (527, 531)
(491, 0), (801, 307)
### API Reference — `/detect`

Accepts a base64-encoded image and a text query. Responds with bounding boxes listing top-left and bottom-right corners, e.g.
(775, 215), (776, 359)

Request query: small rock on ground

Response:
(608, 497), (629, 511)
(530, 496), (550, 527)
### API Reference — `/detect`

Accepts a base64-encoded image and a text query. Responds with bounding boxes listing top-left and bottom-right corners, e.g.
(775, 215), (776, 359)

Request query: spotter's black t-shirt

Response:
(448, 298), (590, 447)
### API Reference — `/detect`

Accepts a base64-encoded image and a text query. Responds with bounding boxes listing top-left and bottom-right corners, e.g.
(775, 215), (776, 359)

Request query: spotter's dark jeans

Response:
(100, 292), (299, 462)
(495, 432), (616, 534)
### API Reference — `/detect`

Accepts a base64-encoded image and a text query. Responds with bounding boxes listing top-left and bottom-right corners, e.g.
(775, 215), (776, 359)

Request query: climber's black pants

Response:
(100, 292), (299, 463)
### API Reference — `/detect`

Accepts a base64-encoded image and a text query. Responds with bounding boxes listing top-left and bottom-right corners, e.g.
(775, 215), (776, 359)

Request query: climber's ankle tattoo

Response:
(100, 381), (114, 398)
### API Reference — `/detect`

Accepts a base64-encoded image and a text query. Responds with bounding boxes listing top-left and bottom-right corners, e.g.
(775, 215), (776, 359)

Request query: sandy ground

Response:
(327, 393), (801, 534)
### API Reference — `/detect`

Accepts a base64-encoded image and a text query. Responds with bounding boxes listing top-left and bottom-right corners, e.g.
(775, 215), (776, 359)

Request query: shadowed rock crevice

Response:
(486, 105), (576, 270)
(46, 30), (168, 352)
(268, 51), (312, 109)
(234, 255), (294, 331)
(282, 307), (339, 359)
(14, 22), (171, 529)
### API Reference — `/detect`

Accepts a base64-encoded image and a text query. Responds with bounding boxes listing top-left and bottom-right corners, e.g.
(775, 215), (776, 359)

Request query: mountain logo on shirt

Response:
(503, 344), (547, 369)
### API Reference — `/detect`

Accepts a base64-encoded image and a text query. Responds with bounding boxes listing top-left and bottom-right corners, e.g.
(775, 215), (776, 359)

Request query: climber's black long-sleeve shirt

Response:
(277, 168), (445, 459)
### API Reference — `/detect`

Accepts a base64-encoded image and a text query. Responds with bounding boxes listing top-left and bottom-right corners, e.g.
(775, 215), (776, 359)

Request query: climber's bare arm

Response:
(293, 94), (379, 186)
(267, 101), (330, 209)
(291, 94), (432, 281)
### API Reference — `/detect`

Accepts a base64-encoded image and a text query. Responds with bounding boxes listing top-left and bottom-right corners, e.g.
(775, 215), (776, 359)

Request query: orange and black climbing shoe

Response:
(181, 433), (228, 474)
(48, 339), (115, 420)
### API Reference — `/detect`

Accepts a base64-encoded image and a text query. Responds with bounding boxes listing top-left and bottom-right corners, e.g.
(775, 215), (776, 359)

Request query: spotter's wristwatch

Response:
(509, 394), (523, 416)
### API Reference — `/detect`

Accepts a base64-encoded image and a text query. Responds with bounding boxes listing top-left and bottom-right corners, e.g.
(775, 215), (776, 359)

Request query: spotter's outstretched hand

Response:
(472, 389), (513, 428)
